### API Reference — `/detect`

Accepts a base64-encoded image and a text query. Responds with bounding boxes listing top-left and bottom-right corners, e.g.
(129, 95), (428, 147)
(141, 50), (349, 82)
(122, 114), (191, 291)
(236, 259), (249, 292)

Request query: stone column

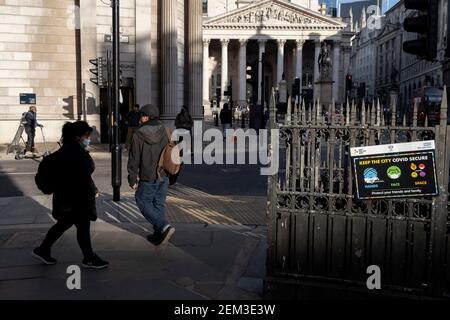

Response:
(221, 39), (230, 105)
(332, 41), (341, 103)
(203, 39), (211, 108)
(160, 0), (178, 120)
(187, 0), (203, 119)
(295, 39), (305, 89)
(238, 39), (247, 105)
(277, 39), (286, 85)
(136, 0), (152, 107)
(314, 40), (321, 100)
(257, 39), (266, 106)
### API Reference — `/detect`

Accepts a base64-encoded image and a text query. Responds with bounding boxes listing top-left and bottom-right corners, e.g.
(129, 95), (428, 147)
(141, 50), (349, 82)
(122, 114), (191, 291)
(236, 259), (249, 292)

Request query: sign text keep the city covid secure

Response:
(351, 141), (439, 200)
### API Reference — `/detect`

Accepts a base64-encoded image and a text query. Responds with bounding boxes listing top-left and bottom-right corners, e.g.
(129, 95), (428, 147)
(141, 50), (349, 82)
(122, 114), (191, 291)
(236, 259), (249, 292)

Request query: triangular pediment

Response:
(376, 18), (397, 39)
(204, 0), (346, 29)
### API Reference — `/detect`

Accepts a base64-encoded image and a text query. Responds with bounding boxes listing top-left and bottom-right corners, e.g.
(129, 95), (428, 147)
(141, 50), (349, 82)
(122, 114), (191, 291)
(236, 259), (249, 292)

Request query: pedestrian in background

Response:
(175, 105), (193, 133)
(23, 106), (43, 156)
(128, 104), (175, 246)
(220, 103), (232, 138)
(175, 105), (194, 152)
(125, 104), (141, 151)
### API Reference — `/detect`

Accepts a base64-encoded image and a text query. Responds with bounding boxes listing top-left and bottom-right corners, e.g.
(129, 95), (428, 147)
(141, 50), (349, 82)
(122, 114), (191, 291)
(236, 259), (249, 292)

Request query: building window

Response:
(202, 0), (208, 15)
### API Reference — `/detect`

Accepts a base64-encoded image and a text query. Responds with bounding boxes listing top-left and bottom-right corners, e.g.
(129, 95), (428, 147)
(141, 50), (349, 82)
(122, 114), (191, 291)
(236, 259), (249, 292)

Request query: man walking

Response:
(24, 106), (43, 156)
(127, 104), (175, 245)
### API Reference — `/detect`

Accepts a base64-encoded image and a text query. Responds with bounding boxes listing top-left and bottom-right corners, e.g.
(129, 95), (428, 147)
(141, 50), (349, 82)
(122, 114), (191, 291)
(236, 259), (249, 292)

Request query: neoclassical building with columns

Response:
(202, 0), (353, 111)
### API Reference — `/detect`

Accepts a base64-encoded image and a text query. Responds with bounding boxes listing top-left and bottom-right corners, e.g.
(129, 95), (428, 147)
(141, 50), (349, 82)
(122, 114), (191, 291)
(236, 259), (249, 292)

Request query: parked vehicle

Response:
(411, 86), (444, 126)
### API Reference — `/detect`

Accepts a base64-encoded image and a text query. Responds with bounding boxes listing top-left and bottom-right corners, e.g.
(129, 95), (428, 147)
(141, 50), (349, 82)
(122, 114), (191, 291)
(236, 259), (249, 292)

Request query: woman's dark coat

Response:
(52, 143), (98, 221)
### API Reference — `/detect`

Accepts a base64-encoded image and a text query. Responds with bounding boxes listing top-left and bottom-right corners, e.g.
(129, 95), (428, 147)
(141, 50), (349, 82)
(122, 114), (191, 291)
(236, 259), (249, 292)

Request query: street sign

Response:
(104, 34), (129, 43)
(19, 93), (36, 105)
(351, 141), (439, 200)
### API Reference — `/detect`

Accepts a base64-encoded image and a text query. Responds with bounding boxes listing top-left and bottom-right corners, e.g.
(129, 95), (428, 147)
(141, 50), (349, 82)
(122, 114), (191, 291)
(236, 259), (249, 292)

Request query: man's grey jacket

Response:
(127, 119), (169, 186)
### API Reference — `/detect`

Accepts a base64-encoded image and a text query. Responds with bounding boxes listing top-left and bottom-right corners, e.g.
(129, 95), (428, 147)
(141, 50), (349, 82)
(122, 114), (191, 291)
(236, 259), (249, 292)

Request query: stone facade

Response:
(0, 0), (82, 144)
(349, 7), (379, 101)
(0, 0), (203, 144)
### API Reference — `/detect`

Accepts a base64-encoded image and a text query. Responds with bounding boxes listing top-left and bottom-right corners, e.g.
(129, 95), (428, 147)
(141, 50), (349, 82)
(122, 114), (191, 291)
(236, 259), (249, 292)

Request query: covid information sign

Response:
(351, 141), (439, 200)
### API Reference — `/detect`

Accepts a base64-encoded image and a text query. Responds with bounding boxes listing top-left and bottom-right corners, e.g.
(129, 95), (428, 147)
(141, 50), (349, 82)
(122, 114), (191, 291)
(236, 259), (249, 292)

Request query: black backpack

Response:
(35, 151), (59, 195)
(20, 112), (28, 125)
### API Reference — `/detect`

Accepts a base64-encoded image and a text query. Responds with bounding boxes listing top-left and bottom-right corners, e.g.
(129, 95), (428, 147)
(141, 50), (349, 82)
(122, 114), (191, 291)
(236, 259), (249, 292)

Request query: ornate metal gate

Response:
(266, 89), (450, 298)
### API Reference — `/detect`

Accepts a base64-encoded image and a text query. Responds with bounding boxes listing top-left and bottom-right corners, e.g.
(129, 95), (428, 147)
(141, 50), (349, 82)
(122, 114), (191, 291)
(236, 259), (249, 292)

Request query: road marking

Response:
(0, 172), (36, 176)
(103, 210), (122, 223)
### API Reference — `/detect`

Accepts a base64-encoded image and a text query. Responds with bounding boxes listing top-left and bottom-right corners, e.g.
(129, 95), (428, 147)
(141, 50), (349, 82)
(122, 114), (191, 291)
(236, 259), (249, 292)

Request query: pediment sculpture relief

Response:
(215, 4), (324, 25)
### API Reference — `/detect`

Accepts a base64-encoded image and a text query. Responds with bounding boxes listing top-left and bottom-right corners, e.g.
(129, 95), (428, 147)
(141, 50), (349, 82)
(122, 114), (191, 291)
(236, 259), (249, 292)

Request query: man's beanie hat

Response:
(140, 104), (160, 119)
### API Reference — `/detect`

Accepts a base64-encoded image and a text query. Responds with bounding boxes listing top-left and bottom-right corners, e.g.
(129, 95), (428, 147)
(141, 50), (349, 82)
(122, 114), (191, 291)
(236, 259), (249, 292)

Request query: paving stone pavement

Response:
(103, 184), (267, 226)
(0, 184), (267, 300)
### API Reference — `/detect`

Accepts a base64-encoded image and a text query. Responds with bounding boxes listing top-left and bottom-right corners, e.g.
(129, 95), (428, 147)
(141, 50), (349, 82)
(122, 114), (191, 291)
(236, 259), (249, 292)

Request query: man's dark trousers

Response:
(24, 126), (35, 152)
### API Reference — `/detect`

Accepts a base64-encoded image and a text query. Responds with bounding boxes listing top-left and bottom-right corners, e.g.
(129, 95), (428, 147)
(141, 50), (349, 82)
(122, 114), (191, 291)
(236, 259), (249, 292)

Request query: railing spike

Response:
(361, 100), (366, 125)
(440, 85), (448, 126)
(286, 95), (292, 124)
(413, 99), (418, 127)
(316, 99), (321, 125)
(351, 99), (356, 125)
(391, 95), (397, 126)
(301, 98), (306, 123)
(371, 100), (376, 125)
(346, 99), (350, 126)
(376, 99), (381, 126)
(330, 100), (335, 125)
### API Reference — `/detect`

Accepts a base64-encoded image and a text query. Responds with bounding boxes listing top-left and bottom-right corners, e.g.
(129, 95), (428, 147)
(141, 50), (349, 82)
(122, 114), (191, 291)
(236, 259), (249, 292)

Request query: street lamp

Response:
(111, 0), (122, 202)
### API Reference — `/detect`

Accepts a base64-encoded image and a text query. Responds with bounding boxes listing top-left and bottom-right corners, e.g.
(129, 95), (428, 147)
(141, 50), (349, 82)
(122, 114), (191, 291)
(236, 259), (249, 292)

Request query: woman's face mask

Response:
(81, 136), (91, 148)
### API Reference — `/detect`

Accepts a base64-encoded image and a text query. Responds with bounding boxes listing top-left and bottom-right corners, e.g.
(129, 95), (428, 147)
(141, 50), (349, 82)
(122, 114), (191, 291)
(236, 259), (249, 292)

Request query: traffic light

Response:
(89, 58), (105, 86)
(402, 0), (438, 61)
(246, 65), (256, 83)
(346, 74), (353, 92)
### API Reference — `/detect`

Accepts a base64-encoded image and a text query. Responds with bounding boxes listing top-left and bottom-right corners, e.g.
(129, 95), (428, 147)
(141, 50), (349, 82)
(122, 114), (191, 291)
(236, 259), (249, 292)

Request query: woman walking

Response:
(32, 121), (108, 269)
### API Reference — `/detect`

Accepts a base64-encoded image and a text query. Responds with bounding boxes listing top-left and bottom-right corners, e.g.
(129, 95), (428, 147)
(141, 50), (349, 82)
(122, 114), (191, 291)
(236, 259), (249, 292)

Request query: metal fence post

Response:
(429, 86), (449, 296)
(267, 88), (279, 278)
